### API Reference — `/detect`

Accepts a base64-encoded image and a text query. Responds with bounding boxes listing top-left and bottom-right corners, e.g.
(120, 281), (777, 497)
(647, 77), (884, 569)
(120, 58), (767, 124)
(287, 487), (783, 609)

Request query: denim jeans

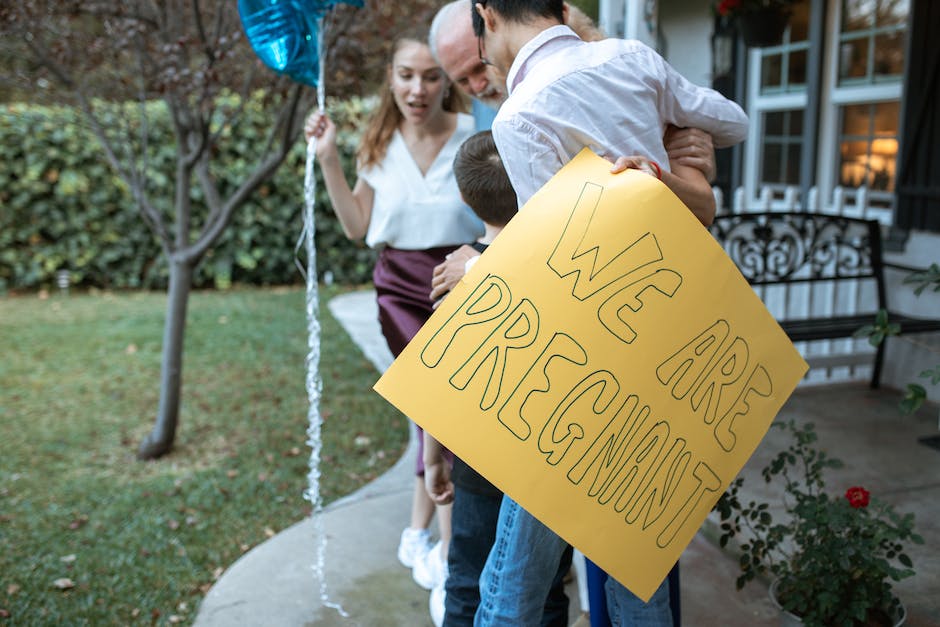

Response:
(604, 575), (672, 627)
(475, 496), (571, 626)
(587, 560), (681, 627)
(444, 488), (502, 627)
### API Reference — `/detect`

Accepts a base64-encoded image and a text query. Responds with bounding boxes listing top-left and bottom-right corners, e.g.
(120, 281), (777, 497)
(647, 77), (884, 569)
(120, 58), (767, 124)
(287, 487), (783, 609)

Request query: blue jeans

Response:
(444, 488), (502, 627)
(475, 496), (571, 626)
(604, 575), (672, 627)
(587, 560), (681, 627)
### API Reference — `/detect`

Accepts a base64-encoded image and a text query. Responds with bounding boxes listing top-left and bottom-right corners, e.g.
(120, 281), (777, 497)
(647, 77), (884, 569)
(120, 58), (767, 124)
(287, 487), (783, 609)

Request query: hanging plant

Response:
(714, 0), (795, 47)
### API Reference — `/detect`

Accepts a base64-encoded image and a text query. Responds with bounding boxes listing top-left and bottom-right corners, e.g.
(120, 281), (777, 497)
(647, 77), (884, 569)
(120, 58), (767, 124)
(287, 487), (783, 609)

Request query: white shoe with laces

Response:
(397, 527), (433, 569)
(412, 540), (448, 590)
(429, 580), (446, 627)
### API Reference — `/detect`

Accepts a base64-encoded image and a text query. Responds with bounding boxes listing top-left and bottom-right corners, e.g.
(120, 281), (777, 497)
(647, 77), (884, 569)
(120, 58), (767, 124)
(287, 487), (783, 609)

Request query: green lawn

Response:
(0, 286), (408, 625)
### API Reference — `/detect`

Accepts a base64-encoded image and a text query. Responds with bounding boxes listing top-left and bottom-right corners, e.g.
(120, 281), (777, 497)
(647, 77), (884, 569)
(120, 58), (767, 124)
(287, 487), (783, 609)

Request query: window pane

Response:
(842, 0), (876, 31)
(876, 0), (908, 27)
(874, 32), (905, 77)
(842, 104), (871, 136)
(870, 157), (895, 191)
(789, 110), (804, 135)
(760, 110), (803, 187)
(839, 37), (869, 81)
(839, 0), (908, 85)
(786, 144), (802, 184)
(873, 101), (900, 134)
(762, 144), (783, 183)
(761, 54), (783, 90)
(840, 140), (870, 187)
(838, 103), (900, 191)
(765, 111), (784, 135)
(788, 49), (808, 87)
(758, 1), (810, 95)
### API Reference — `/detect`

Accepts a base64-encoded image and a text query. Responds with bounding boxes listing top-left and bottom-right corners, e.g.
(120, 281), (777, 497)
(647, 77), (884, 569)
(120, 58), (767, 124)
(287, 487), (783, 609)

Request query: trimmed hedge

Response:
(0, 95), (377, 291)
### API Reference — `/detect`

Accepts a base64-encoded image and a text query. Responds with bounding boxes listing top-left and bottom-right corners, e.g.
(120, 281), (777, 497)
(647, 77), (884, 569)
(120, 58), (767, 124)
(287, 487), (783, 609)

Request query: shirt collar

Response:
(505, 24), (580, 95)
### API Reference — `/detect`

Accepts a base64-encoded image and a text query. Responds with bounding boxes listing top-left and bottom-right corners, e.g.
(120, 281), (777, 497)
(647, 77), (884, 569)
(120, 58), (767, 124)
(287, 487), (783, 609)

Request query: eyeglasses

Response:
(474, 1), (494, 66)
(477, 35), (494, 67)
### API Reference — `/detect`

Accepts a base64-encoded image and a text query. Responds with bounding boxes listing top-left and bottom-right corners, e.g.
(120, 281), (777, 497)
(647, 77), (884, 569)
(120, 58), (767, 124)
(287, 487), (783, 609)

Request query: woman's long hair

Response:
(357, 28), (467, 168)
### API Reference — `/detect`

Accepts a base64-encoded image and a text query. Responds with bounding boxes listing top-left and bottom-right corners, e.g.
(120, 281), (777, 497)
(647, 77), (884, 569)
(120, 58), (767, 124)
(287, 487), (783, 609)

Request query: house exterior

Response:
(600, 0), (939, 404)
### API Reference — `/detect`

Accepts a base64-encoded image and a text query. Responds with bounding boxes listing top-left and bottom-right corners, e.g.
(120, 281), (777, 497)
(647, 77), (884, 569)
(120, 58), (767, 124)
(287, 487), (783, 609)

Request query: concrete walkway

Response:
(195, 290), (940, 627)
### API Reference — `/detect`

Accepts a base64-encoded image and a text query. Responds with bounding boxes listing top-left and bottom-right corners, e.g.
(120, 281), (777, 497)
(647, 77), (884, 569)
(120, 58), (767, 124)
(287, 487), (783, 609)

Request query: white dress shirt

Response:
(359, 112), (484, 250)
(493, 25), (749, 206)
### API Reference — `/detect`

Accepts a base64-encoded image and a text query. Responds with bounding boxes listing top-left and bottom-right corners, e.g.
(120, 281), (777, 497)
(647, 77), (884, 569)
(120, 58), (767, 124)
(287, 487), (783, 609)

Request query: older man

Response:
(430, 0), (506, 128)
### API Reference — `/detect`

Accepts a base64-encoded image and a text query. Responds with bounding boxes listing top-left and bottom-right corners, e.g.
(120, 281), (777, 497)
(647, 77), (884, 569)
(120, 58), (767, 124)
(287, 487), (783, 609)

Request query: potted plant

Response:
(715, 420), (924, 626)
(714, 0), (795, 47)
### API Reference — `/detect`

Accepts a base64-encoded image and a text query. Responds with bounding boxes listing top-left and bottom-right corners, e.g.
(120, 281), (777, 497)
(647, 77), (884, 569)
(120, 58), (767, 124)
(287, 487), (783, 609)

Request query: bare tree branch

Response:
(188, 83), (305, 263)
(192, 0), (214, 63)
(209, 63), (259, 146)
(23, 31), (173, 250)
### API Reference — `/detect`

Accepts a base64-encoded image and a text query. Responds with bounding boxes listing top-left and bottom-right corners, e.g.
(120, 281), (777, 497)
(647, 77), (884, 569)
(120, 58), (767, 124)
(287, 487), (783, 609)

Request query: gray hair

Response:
(429, 0), (470, 62)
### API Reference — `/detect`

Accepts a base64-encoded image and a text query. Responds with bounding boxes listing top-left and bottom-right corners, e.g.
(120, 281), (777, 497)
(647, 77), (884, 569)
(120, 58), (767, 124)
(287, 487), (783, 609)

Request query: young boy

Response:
(423, 130), (572, 627)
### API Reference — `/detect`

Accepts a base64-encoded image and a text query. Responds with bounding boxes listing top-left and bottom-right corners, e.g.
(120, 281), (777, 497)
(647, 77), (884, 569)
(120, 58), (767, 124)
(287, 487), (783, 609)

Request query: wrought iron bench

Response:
(709, 212), (940, 387)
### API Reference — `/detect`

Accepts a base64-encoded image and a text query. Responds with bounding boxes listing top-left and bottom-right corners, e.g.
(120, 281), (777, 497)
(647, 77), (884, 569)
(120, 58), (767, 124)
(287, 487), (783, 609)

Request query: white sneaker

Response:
(397, 527), (432, 569)
(429, 580), (446, 627)
(413, 540), (448, 590)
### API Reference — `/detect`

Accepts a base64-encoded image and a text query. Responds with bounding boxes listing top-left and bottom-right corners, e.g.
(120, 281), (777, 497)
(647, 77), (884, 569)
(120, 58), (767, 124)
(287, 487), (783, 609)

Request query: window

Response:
(838, 102), (899, 191)
(838, 0), (908, 85)
(742, 0), (908, 215)
(745, 1), (811, 192)
(831, 0), (906, 206)
(762, 110), (804, 187)
(759, 5), (812, 95)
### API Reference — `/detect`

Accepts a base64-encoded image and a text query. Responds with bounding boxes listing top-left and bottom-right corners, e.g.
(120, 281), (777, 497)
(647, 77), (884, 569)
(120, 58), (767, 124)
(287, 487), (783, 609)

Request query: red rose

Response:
(717, 0), (743, 16)
(845, 486), (870, 508)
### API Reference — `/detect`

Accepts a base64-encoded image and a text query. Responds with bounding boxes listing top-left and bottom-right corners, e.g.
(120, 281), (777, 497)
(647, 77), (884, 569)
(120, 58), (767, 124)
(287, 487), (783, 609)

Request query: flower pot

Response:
(769, 579), (907, 627)
(737, 7), (790, 47)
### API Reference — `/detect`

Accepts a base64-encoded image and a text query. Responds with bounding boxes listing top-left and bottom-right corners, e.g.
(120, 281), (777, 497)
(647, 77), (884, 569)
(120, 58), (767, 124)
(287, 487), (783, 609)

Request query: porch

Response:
(712, 182), (940, 404)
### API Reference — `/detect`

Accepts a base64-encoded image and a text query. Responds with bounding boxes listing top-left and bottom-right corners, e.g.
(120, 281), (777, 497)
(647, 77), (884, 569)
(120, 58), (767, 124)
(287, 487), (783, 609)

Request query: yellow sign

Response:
(374, 149), (808, 601)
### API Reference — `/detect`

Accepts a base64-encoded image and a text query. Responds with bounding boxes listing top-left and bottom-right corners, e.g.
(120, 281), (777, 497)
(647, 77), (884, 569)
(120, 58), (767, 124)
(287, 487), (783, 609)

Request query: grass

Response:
(0, 286), (409, 625)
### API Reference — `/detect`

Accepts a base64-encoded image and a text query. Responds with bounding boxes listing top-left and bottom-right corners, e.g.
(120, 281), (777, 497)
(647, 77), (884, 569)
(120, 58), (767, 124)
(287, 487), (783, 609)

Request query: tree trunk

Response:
(138, 256), (193, 459)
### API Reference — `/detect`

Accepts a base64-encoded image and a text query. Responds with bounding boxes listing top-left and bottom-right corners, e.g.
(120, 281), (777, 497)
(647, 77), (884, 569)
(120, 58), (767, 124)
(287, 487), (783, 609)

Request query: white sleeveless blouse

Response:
(359, 113), (484, 250)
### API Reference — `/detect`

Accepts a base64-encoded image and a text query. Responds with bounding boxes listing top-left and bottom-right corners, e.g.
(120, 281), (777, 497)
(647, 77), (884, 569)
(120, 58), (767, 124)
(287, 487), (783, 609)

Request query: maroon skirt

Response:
(373, 245), (456, 475)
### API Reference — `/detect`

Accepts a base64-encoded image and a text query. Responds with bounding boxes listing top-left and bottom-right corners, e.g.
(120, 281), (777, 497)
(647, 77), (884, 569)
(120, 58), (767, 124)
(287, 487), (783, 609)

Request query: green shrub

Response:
(0, 95), (377, 291)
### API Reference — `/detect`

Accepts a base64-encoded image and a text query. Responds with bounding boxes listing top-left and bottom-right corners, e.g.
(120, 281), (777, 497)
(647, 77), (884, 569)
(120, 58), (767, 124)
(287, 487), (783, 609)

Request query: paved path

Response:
(195, 290), (940, 626)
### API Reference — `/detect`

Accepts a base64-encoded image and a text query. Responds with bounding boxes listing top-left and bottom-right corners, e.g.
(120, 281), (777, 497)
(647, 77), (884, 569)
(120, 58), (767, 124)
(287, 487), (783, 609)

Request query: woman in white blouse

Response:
(305, 29), (483, 591)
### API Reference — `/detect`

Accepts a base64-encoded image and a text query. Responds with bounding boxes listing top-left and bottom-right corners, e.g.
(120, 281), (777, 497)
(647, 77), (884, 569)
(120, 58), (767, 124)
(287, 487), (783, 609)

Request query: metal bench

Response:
(709, 211), (940, 387)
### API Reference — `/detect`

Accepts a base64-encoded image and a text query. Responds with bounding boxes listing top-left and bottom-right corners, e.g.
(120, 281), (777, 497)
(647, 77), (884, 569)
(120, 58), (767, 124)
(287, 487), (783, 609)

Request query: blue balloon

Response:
(239, 0), (366, 86)
(239, 0), (321, 87)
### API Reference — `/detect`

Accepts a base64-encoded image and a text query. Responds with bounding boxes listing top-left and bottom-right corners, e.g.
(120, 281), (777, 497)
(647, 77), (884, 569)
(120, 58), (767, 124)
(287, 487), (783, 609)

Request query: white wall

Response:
(658, 0), (714, 86)
(599, 0), (627, 38)
(600, 0), (714, 86)
(883, 232), (940, 408)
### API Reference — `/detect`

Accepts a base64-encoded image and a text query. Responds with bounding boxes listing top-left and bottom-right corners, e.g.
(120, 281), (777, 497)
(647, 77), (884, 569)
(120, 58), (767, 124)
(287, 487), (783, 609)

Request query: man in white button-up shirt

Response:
(428, 1), (727, 305)
(479, 5), (747, 211)
(465, 2), (749, 626)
